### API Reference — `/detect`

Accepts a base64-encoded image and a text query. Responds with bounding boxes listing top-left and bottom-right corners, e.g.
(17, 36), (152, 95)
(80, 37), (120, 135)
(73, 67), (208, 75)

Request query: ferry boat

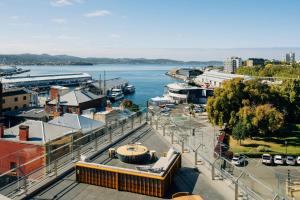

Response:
(124, 85), (135, 94)
(109, 88), (124, 101)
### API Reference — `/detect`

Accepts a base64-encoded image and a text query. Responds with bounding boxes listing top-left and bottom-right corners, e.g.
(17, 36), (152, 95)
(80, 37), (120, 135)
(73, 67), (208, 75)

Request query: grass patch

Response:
(229, 131), (300, 155)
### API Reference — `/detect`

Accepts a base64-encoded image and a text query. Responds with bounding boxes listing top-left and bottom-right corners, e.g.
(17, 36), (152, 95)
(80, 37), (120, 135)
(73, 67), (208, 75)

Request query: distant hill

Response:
(0, 54), (223, 66)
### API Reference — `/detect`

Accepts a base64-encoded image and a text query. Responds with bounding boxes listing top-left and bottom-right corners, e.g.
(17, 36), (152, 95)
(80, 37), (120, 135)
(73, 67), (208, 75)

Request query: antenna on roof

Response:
(99, 73), (102, 95)
(103, 70), (106, 96)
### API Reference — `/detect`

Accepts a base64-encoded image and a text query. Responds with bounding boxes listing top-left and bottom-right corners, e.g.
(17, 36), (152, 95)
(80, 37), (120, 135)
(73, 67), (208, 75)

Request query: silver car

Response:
(286, 156), (296, 165)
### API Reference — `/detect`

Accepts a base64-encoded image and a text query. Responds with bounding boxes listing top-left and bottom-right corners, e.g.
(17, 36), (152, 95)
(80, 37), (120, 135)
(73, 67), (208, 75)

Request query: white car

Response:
(286, 156), (296, 166)
(274, 155), (285, 165)
(297, 156), (300, 165)
(262, 154), (273, 165)
(231, 154), (246, 166)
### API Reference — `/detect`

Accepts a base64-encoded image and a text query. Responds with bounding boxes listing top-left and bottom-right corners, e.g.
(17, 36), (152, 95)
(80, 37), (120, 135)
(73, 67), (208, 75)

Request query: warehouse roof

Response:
(48, 89), (104, 106)
(3, 120), (75, 145)
(49, 113), (105, 134)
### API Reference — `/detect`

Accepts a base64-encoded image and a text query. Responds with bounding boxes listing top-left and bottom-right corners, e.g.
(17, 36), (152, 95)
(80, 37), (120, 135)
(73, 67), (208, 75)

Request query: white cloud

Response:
(83, 10), (111, 17)
(50, 0), (84, 7)
(10, 15), (19, 20)
(109, 34), (120, 39)
(57, 34), (79, 40)
(51, 18), (67, 24)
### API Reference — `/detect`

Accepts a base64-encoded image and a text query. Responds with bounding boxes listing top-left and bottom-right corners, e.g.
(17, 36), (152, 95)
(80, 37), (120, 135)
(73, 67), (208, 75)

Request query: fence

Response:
(0, 109), (147, 199)
(148, 107), (295, 200)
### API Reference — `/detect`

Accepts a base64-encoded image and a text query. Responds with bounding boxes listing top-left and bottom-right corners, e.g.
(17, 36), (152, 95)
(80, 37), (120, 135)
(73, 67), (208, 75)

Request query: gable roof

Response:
(48, 113), (105, 134)
(48, 89), (103, 106)
(3, 120), (75, 145)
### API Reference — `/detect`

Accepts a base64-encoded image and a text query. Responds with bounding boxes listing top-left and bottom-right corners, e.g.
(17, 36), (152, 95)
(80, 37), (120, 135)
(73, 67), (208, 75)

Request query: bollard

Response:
(139, 114), (142, 124)
(150, 116), (152, 126)
(23, 176), (27, 195)
(181, 140), (184, 153)
(163, 126), (165, 136)
(131, 116), (134, 129)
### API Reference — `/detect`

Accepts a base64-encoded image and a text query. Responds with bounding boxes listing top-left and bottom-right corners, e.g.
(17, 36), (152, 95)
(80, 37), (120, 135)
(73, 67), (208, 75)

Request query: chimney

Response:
(0, 123), (4, 138)
(19, 125), (29, 141)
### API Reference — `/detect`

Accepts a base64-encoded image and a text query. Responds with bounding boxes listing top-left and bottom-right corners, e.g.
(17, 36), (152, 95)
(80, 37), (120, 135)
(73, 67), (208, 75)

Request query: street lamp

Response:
(285, 140), (288, 155)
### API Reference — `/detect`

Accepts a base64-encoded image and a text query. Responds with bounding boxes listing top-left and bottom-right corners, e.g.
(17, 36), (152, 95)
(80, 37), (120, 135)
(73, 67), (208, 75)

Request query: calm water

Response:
(20, 64), (206, 107)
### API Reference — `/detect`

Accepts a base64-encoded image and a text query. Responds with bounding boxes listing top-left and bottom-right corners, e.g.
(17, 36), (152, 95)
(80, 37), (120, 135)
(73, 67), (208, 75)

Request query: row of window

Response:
(2, 95), (27, 104)
(3, 104), (28, 112)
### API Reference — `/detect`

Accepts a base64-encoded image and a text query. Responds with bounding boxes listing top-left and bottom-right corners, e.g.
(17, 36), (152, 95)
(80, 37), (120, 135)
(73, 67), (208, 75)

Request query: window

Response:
(2, 99), (5, 104)
(14, 106), (18, 110)
(23, 104), (27, 108)
(14, 97), (18, 102)
(23, 96), (26, 100)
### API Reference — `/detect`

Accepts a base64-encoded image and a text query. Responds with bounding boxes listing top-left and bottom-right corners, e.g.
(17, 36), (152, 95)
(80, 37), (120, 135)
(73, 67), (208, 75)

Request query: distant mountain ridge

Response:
(0, 53), (223, 66)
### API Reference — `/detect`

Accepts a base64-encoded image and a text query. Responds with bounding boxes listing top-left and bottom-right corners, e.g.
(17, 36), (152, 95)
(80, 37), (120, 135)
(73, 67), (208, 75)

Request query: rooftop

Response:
(4, 107), (48, 119)
(3, 120), (75, 145)
(30, 125), (228, 200)
(48, 113), (105, 134)
(166, 83), (200, 90)
(48, 89), (105, 106)
(2, 87), (31, 97)
(1, 73), (91, 84)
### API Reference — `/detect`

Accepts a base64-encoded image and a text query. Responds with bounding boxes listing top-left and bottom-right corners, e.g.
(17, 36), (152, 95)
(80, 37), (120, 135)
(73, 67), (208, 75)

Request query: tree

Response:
(237, 106), (255, 138)
(207, 78), (245, 128)
(232, 121), (249, 145)
(252, 104), (284, 135)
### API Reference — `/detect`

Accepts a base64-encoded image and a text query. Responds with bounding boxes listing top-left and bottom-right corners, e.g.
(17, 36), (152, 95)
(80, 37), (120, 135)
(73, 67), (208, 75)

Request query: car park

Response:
(262, 154), (273, 165)
(286, 156), (296, 166)
(297, 156), (300, 165)
(231, 154), (246, 166)
(274, 155), (285, 165)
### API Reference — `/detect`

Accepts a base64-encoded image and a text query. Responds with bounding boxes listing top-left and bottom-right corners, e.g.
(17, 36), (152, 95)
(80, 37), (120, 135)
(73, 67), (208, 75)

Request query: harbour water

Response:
(20, 64), (206, 107)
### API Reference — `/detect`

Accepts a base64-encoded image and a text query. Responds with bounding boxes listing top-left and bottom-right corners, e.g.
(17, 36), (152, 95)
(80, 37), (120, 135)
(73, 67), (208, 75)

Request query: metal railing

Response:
(0, 109), (147, 199)
(148, 108), (294, 200)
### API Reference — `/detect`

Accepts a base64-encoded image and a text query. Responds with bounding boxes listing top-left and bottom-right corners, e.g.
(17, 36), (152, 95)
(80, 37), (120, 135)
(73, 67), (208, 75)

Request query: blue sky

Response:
(0, 0), (300, 60)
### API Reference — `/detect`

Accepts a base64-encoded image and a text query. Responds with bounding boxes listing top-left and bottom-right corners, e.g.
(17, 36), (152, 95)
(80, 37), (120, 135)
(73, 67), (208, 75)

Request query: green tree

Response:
(232, 121), (249, 145)
(252, 104), (284, 135)
(207, 78), (245, 128)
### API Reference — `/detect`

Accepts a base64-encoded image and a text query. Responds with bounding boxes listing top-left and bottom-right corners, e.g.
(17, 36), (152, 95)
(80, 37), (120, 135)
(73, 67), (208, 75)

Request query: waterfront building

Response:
(45, 89), (107, 116)
(224, 57), (242, 73)
(245, 58), (265, 67)
(1, 73), (92, 89)
(285, 52), (296, 63)
(2, 88), (31, 112)
(194, 70), (251, 88)
(164, 82), (213, 104)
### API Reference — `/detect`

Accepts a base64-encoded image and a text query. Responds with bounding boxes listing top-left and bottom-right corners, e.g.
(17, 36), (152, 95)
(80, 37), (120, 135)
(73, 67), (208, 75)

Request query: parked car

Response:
(286, 156), (296, 166)
(262, 154), (273, 165)
(231, 154), (246, 166)
(297, 156), (300, 165)
(274, 155), (285, 165)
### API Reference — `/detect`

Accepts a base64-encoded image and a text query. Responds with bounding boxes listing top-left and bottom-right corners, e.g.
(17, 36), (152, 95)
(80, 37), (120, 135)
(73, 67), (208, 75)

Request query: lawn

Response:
(229, 127), (300, 155)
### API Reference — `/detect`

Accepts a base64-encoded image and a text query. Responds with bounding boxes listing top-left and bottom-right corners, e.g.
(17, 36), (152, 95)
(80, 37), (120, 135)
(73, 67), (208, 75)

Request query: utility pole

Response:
(99, 73), (102, 95)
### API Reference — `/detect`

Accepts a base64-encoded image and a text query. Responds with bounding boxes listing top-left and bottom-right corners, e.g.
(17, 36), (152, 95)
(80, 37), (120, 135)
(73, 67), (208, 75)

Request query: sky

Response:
(0, 0), (300, 61)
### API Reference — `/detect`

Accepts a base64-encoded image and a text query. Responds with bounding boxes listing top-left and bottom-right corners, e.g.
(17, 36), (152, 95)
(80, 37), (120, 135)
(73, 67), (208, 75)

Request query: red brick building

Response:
(45, 89), (106, 116)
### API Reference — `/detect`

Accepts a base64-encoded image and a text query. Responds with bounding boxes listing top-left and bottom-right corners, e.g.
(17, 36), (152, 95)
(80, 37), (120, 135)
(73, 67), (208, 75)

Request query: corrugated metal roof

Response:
(48, 90), (104, 106)
(1, 73), (91, 84)
(3, 120), (75, 145)
(49, 113), (105, 134)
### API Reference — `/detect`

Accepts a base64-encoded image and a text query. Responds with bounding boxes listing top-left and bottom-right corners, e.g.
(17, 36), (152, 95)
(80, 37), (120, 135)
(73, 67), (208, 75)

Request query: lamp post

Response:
(285, 140), (288, 155)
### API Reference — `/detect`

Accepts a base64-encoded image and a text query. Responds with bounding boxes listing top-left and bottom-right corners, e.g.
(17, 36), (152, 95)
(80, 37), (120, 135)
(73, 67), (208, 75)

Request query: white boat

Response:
(110, 88), (124, 101)
(124, 85), (135, 94)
